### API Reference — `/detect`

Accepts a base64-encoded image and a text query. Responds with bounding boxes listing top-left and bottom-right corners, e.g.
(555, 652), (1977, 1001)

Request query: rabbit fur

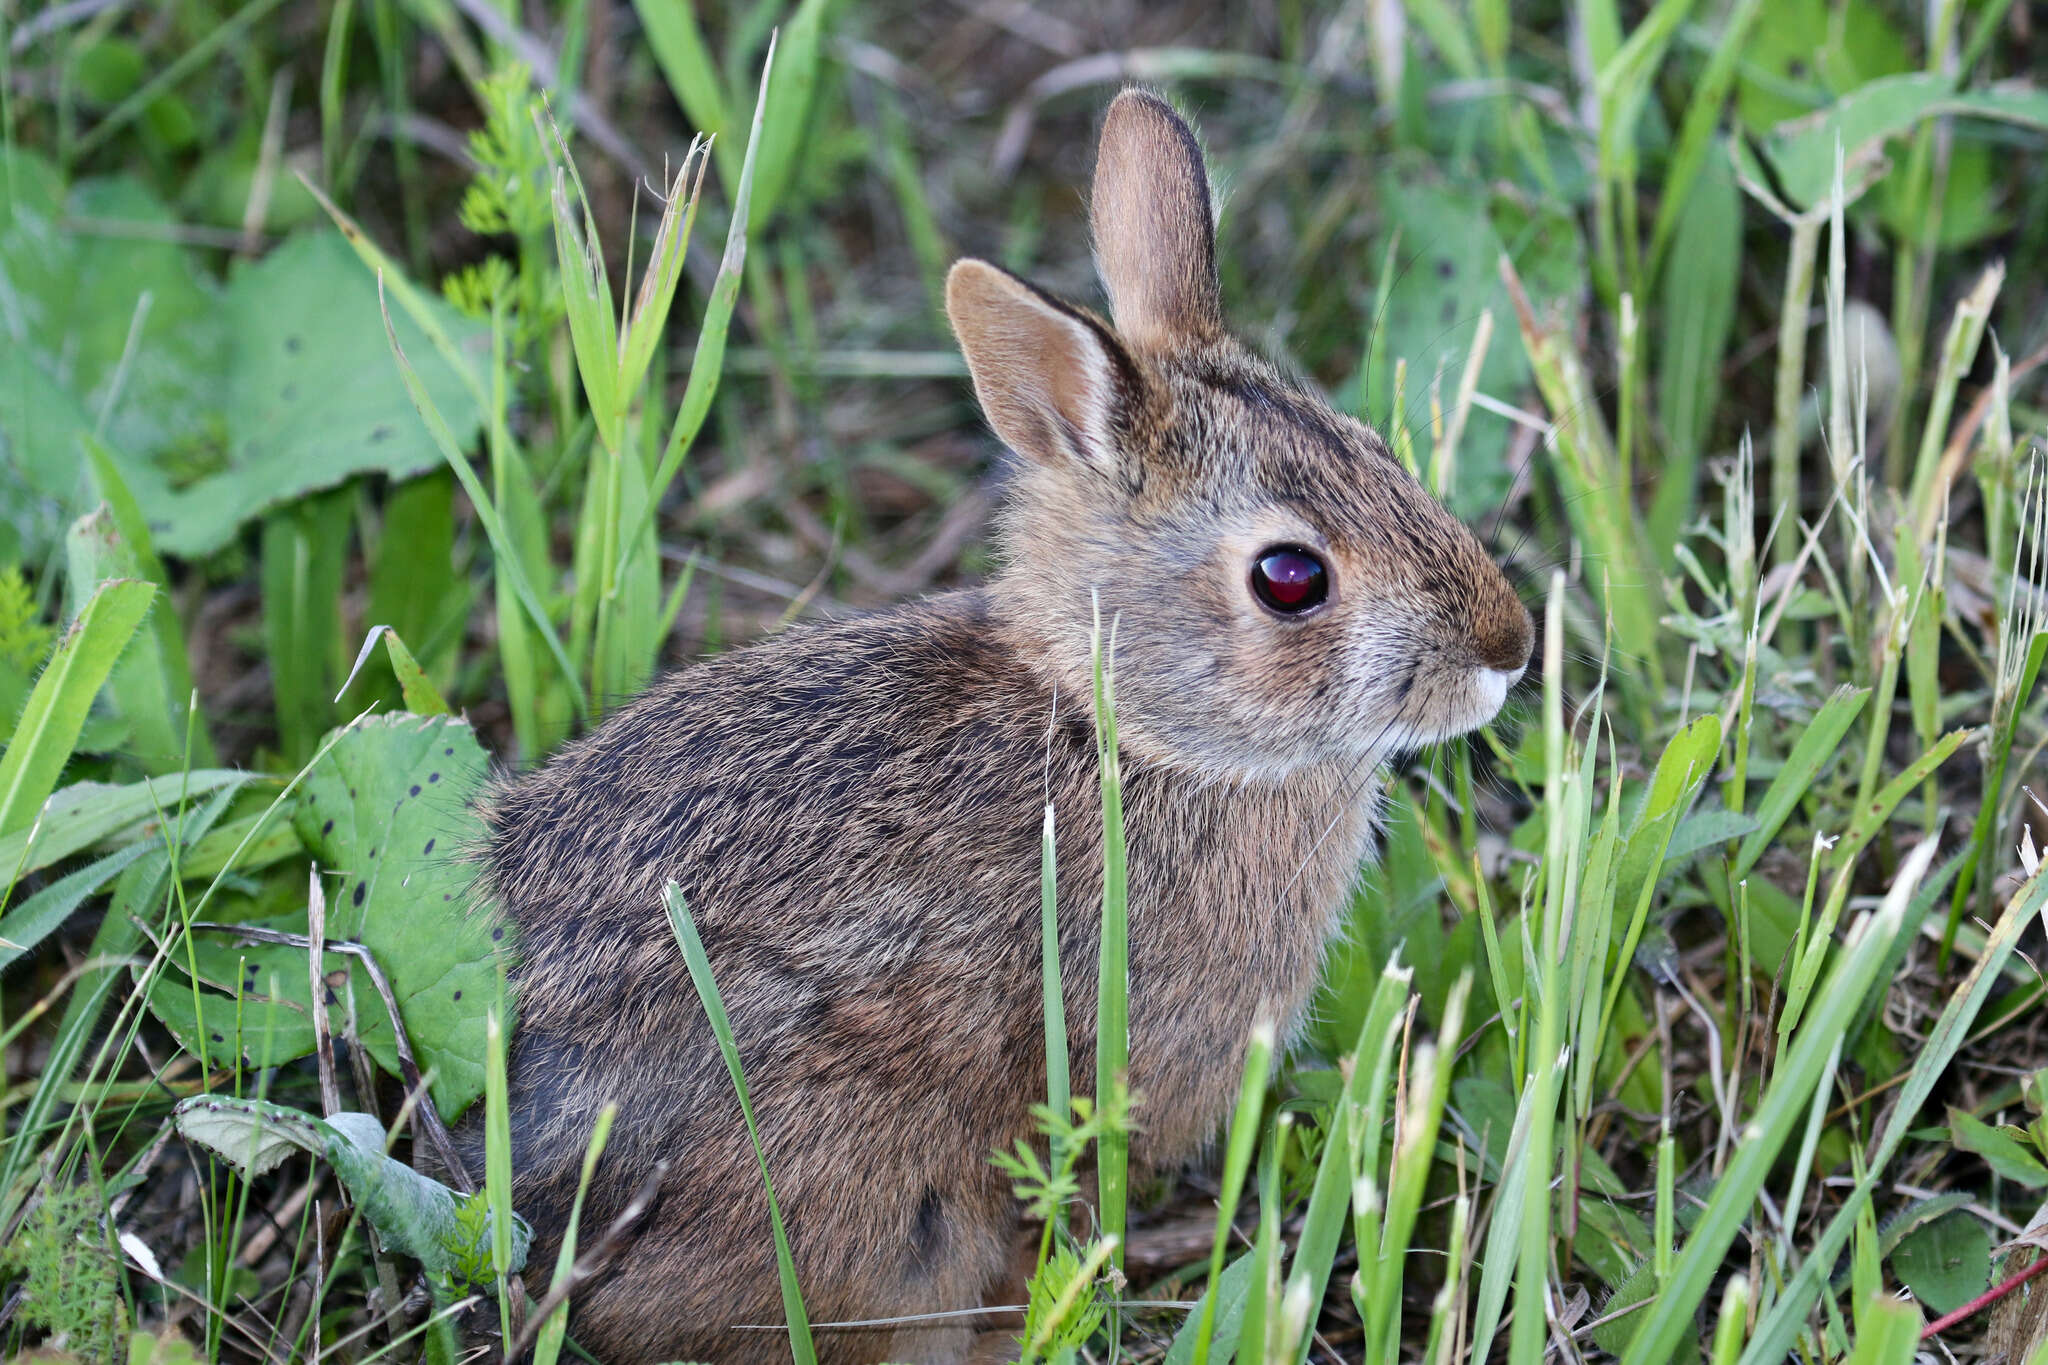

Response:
(467, 88), (1533, 1365)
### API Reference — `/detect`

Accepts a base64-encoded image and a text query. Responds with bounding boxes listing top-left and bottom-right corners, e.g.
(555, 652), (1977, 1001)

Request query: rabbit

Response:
(467, 88), (1533, 1365)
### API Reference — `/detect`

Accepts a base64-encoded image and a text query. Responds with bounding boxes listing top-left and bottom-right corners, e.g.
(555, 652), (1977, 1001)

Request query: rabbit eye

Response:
(1250, 546), (1329, 614)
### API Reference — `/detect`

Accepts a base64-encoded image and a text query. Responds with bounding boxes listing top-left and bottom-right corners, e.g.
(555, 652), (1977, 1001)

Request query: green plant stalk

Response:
(1884, 119), (1943, 490)
(1091, 605), (1130, 1276)
(1330, 960), (1414, 1360)
(664, 883), (816, 1364)
(533, 1104), (617, 1365)
(1727, 625), (1758, 818)
(1851, 617), (1908, 816)
(484, 1007), (515, 1348)
(1708, 1276), (1751, 1365)
(485, 304), (545, 759)
(375, 275), (589, 721)
(1365, 976), (1466, 1365)
(1646, 0), (1762, 274)
(1508, 574), (1570, 1365)
(80, 439), (213, 766)
(1908, 263), (2003, 537)
(1769, 215), (1821, 572)
(1238, 1116), (1286, 1365)
(1190, 1016), (1272, 1365)
(1629, 839), (1937, 1365)
(319, 0), (355, 189)
(0, 578), (154, 838)
(1501, 261), (1660, 702)
(1945, 625), (2047, 957)
(1471, 853), (1516, 1049)
(1417, 1193), (1469, 1365)
(616, 32), (774, 576)
(1779, 727), (1970, 1037)
(1039, 804), (1069, 1244)
(1744, 864), (2044, 1365)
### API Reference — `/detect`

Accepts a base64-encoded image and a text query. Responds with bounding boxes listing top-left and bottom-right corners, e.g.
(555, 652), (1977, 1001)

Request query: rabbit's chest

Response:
(1118, 771), (1376, 1162)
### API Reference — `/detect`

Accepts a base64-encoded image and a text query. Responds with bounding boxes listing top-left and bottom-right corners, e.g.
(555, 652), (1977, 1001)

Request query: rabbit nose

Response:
(1475, 598), (1534, 675)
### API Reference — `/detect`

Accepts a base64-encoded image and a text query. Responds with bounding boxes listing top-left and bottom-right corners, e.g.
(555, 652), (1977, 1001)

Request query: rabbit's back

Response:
(478, 591), (1067, 1362)
(475, 587), (1371, 1363)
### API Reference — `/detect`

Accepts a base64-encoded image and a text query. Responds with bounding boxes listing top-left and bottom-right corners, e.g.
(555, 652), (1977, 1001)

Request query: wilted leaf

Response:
(172, 1096), (530, 1282)
(172, 1093), (326, 1177)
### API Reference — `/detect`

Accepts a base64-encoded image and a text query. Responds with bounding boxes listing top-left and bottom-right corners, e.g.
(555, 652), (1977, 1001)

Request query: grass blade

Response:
(1190, 1016), (1273, 1365)
(0, 578), (155, 837)
(1732, 686), (1868, 879)
(1623, 836), (1937, 1363)
(1091, 603), (1130, 1276)
(664, 882), (816, 1365)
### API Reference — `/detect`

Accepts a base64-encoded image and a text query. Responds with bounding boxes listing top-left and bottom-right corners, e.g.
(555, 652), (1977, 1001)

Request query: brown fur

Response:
(467, 89), (1531, 1364)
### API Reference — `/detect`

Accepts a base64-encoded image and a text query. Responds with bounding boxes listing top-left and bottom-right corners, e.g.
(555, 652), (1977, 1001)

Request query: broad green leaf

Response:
(1765, 73), (2048, 211)
(0, 578), (155, 836)
(1734, 0), (1910, 134)
(62, 176), (225, 464)
(173, 1094), (327, 1177)
(146, 714), (502, 1115)
(1949, 1109), (2048, 1188)
(0, 351), (97, 562)
(1888, 1211), (1991, 1315)
(295, 714), (502, 1115)
(136, 231), (487, 556)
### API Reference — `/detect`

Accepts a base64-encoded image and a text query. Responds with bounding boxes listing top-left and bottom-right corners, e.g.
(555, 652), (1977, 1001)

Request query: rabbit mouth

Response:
(1388, 661), (1524, 749)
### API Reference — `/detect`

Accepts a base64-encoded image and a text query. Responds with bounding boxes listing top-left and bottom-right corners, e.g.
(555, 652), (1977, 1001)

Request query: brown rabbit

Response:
(471, 89), (1532, 1364)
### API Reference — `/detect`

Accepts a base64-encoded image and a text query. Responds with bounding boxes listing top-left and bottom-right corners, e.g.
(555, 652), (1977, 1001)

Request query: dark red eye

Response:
(1251, 546), (1329, 614)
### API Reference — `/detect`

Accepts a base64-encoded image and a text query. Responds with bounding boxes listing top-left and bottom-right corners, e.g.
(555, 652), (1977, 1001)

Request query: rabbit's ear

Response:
(1091, 89), (1221, 349)
(947, 259), (1141, 484)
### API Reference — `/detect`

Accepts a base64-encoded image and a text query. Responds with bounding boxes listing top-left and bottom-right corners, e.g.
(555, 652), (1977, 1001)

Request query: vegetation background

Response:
(2, 0), (2047, 1362)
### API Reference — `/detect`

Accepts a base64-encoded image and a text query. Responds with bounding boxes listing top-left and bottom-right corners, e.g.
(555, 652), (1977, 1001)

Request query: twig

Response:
(504, 1161), (670, 1361)
(190, 917), (471, 1192)
(1921, 1251), (2046, 1338)
(306, 870), (342, 1119)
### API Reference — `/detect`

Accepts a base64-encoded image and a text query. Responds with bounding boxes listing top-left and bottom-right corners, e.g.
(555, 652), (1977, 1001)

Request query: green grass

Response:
(5, 0), (2048, 1362)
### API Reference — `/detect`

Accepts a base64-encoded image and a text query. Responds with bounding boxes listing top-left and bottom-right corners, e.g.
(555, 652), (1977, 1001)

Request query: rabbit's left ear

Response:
(1091, 89), (1221, 350)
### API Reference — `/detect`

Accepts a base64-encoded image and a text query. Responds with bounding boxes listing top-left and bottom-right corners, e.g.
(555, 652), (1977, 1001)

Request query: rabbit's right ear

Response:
(947, 259), (1141, 485)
